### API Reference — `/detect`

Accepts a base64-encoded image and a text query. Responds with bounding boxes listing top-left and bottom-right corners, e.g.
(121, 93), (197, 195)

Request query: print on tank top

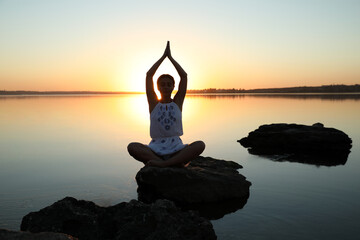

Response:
(157, 104), (177, 131)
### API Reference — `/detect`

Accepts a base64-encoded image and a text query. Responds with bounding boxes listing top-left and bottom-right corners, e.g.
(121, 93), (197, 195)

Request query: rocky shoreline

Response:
(19, 197), (216, 240)
(2, 156), (251, 240)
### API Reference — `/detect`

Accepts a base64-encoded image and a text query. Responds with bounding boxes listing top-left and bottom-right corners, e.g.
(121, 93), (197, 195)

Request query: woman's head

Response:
(157, 74), (175, 97)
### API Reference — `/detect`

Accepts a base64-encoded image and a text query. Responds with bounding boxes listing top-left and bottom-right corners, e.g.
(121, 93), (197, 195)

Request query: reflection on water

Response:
(1, 94), (360, 239)
(179, 197), (249, 220)
(246, 151), (350, 167)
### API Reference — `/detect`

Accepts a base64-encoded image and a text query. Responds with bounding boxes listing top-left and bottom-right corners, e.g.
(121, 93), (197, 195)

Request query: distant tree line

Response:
(187, 88), (245, 93)
(187, 84), (360, 94)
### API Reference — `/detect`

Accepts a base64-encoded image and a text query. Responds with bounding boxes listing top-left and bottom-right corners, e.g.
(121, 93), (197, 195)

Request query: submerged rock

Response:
(0, 228), (77, 240)
(21, 197), (216, 240)
(136, 156), (251, 219)
(238, 123), (352, 166)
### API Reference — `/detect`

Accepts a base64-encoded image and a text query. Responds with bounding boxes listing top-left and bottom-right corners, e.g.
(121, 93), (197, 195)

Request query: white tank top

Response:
(150, 102), (183, 139)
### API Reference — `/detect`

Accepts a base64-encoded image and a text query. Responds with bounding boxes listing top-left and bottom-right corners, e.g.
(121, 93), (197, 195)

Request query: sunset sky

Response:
(0, 0), (359, 92)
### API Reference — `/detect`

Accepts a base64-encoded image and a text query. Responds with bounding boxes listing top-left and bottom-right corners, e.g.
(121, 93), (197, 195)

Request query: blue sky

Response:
(0, 0), (359, 91)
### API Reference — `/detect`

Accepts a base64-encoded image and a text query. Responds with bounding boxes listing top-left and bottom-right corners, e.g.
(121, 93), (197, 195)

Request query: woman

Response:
(127, 41), (205, 167)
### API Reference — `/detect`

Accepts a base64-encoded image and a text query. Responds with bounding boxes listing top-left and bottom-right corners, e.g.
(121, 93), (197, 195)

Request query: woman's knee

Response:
(191, 140), (205, 153)
(127, 142), (141, 155)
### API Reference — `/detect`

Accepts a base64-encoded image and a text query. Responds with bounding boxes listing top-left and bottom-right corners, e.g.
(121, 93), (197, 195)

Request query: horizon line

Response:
(1, 83), (359, 94)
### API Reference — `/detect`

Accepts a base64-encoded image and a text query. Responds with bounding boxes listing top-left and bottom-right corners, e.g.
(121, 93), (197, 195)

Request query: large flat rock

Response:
(21, 197), (216, 240)
(136, 156), (251, 219)
(238, 123), (352, 166)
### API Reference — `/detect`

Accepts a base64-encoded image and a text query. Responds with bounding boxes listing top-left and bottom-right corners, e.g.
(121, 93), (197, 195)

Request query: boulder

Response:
(0, 229), (77, 240)
(21, 197), (216, 240)
(238, 123), (352, 166)
(136, 156), (251, 219)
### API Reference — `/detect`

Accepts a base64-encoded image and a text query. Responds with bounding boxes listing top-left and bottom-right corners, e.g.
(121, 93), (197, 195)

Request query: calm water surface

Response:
(1, 94), (360, 239)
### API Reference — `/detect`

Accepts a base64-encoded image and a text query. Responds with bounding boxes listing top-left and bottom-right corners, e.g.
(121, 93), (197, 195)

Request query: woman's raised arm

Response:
(146, 42), (169, 113)
(169, 44), (187, 111)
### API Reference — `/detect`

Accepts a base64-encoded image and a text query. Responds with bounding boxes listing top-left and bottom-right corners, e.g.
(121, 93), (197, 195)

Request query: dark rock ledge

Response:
(136, 156), (252, 219)
(238, 123), (352, 166)
(20, 197), (216, 240)
(14, 156), (251, 239)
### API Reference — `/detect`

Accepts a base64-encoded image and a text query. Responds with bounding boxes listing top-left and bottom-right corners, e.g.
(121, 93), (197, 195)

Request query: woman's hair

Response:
(157, 74), (175, 85)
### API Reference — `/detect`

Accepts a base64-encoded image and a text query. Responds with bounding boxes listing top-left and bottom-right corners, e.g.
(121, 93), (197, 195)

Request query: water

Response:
(1, 93), (360, 239)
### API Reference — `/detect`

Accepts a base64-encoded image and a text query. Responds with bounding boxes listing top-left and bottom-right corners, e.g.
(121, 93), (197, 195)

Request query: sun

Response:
(152, 58), (180, 97)
(153, 58), (180, 84)
(117, 57), (180, 94)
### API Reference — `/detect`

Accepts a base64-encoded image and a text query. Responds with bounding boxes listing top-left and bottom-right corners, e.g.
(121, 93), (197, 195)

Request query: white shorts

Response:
(148, 136), (187, 156)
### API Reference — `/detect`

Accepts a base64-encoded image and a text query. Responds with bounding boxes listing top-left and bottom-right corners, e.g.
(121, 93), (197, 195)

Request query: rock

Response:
(136, 156), (251, 219)
(238, 123), (352, 166)
(0, 228), (77, 240)
(312, 122), (324, 128)
(21, 197), (216, 240)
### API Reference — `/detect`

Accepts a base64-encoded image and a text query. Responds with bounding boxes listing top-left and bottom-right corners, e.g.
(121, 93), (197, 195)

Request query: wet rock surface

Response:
(238, 123), (352, 166)
(21, 197), (216, 240)
(136, 156), (251, 219)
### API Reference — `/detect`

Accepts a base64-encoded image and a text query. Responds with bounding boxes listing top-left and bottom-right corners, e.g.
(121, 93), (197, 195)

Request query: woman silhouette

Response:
(127, 41), (205, 167)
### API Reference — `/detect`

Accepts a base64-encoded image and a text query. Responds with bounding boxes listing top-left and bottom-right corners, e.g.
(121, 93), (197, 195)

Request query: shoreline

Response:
(1, 92), (360, 97)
